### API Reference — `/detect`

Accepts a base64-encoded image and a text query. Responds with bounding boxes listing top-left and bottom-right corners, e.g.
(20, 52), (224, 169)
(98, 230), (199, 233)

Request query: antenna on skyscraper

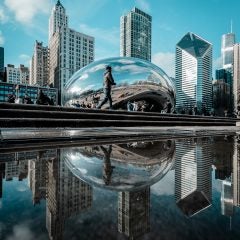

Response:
(231, 19), (233, 33)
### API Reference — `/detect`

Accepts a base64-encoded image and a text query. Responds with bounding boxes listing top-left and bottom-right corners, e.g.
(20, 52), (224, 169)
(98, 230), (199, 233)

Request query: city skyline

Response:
(1, 0), (240, 78)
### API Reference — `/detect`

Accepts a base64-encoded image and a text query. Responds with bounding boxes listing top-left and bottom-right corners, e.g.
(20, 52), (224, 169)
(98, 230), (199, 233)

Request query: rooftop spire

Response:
(230, 19), (233, 33)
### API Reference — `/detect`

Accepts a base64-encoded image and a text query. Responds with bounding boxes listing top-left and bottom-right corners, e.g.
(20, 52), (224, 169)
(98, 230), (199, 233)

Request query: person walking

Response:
(97, 65), (116, 110)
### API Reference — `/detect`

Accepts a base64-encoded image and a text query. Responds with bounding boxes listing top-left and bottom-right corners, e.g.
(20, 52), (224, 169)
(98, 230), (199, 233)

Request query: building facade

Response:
(0, 47), (4, 82)
(221, 33), (235, 113)
(0, 81), (58, 104)
(233, 43), (240, 112)
(120, 7), (152, 61)
(175, 32), (212, 113)
(48, 0), (68, 41)
(212, 69), (231, 116)
(6, 64), (29, 85)
(30, 41), (49, 86)
(222, 33), (235, 70)
(49, 0), (94, 104)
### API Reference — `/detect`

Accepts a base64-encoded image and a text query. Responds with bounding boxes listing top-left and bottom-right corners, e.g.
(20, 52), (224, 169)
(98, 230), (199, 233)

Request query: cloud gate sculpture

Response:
(63, 57), (175, 112)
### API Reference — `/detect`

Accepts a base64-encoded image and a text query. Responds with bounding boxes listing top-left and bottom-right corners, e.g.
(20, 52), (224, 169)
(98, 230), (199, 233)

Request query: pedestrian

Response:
(97, 65), (116, 110)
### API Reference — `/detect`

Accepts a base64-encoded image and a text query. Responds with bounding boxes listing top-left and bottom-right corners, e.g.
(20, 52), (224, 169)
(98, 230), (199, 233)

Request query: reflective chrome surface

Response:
(63, 140), (175, 191)
(63, 57), (175, 111)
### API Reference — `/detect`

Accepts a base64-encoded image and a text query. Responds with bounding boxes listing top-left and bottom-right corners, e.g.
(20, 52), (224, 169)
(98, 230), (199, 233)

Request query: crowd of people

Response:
(7, 90), (54, 106)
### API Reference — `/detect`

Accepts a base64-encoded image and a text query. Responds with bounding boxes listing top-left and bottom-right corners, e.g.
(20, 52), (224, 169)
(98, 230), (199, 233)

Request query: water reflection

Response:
(1, 136), (240, 239)
(175, 138), (213, 217)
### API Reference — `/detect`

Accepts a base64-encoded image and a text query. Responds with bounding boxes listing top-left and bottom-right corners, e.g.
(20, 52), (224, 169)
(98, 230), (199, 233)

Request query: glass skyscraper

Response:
(120, 7), (152, 61)
(222, 33), (235, 69)
(175, 32), (213, 113)
(0, 47), (4, 82)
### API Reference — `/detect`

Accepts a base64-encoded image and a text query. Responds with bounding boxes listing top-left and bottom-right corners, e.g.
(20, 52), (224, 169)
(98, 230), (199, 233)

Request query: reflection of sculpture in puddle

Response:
(100, 145), (115, 185)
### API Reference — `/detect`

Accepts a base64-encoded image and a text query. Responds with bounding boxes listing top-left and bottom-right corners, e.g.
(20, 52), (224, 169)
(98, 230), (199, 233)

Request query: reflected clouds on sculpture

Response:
(63, 57), (175, 111)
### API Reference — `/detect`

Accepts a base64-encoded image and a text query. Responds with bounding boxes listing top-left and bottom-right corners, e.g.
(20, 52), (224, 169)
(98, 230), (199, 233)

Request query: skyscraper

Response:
(48, 0), (94, 104)
(221, 33), (235, 113)
(0, 47), (4, 82)
(30, 41), (49, 86)
(222, 33), (235, 70)
(48, 0), (68, 41)
(120, 7), (152, 61)
(175, 32), (213, 113)
(233, 43), (240, 112)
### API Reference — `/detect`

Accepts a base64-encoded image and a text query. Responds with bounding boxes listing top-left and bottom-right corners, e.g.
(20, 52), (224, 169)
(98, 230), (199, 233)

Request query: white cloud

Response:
(4, 0), (51, 25)
(0, 6), (9, 23)
(0, 30), (4, 45)
(213, 56), (222, 71)
(152, 52), (175, 77)
(19, 54), (31, 66)
(135, 0), (151, 13)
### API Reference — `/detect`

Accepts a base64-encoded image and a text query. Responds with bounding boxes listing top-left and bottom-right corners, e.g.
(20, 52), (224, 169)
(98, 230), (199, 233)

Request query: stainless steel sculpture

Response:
(63, 57), (175, 111)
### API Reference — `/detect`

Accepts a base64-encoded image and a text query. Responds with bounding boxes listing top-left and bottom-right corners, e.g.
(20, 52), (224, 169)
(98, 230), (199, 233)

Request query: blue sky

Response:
(0, 0), (239, 77)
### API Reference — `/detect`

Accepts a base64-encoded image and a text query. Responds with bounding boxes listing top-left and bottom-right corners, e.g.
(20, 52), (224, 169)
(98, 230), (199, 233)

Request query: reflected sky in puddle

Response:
(1, 135), (240, 240)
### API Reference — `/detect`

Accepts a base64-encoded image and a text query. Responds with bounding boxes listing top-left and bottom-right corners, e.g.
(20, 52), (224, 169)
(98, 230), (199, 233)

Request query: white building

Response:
(175, 32), (212, 113)
(222, 33), (235, 70)
(6, 64), (29, 85)
(48, 0), (94, 104)
(30, 41), (49, 86)
(120, 7), (152, 61)
(48, 0), (68, 42)
(233, 43), (240, 111)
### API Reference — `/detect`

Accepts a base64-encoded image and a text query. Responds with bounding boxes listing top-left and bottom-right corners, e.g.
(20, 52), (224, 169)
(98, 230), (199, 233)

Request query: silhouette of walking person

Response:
(100, 145), (115, 185)
(97, 66), (116, 110)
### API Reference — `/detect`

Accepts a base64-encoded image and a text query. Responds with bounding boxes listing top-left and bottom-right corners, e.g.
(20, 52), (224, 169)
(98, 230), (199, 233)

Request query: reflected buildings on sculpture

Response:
(63, 57), (175, 112)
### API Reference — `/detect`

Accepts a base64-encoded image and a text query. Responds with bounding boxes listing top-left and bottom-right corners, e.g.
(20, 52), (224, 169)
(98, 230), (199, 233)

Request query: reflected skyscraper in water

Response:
(118, 186), (150, 239)
(46, 149), (92, 240)
(175, 138), (213, 217)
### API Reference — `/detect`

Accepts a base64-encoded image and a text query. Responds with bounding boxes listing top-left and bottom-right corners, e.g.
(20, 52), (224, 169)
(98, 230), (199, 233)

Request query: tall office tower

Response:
(233, 44), (240, 112)
(120, 7), (152, 61)
(175, 138), (212, 217)
(221, 33), (235, 113)
(49, 0), (94, 104)
(0, 47), (4, 82)
(48, 0), (68, 41)
(6, 64), (29, 85)
(222, 33), (235, 70)
(118, 187), (150, 239)
(176, 32), (213, 113)
(30, 41), (49, 86)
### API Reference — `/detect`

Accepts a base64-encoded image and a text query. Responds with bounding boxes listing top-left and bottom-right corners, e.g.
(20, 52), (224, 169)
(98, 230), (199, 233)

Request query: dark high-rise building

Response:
(0, 47), (4, 82)
(213, 69), (231, 116)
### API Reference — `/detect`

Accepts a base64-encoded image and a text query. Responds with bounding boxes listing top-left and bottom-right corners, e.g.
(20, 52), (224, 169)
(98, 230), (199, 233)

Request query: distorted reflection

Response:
(64, 140), (175, 191)
(175, 138), (213, 217)
(2, 136), (240, 239)
(63, 57), (175, 112)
